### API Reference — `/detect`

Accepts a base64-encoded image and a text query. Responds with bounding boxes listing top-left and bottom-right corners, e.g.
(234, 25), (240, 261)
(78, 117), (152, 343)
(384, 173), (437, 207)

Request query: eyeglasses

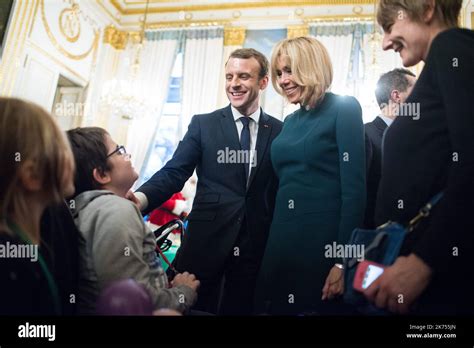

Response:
(106, 145), (127, 158)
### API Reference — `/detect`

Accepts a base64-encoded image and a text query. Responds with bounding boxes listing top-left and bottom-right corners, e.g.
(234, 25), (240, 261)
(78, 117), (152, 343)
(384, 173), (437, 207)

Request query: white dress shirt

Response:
(380, 115), (394, 127)
(231, 105), (260, 179)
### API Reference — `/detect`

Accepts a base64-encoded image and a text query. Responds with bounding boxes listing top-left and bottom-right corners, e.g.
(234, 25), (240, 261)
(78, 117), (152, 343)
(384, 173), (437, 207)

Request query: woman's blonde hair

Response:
(0, 97), (74, 236)
(271, 36), (333, 108)
(377, 0), (462, 32)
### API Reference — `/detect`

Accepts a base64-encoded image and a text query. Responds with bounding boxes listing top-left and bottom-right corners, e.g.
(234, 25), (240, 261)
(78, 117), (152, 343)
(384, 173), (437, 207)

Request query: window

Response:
(141, 52), (183, 183)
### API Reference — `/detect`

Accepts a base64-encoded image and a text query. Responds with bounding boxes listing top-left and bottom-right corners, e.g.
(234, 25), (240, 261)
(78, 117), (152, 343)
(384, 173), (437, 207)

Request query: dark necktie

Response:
(240, 117), (251, 179)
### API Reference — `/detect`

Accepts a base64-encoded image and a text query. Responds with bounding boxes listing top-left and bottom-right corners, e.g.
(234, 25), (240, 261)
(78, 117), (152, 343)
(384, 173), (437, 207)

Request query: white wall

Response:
(2, 0), (110, 115)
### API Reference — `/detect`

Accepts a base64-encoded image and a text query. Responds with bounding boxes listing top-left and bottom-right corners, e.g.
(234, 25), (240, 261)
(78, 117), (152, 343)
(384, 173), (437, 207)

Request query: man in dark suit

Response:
(133, 48), (283, 315)
(364, 68), (416, 228)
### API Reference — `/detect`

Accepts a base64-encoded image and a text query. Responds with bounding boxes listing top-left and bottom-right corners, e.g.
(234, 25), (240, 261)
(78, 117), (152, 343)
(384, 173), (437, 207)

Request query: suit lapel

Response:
(220, 105), (247, 188)
(247, 110), (272, 189)
(220, 104), (242, 151)
(374, 116), (388, 137)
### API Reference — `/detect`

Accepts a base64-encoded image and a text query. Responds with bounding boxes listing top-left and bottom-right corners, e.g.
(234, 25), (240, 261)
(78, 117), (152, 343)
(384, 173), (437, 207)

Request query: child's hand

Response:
(171, 272), (200, 291)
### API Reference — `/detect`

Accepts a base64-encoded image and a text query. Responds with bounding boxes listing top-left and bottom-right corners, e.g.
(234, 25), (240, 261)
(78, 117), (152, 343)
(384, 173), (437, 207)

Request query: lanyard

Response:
(7, 220), (62, 315)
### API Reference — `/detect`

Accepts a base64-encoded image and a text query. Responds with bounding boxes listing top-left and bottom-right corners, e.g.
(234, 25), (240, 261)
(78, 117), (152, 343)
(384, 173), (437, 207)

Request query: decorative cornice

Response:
(103, 25), (128, 49)
(287, 24), (309, 39)
(110, 0), (375, 15)
(224, 26), (245, 46)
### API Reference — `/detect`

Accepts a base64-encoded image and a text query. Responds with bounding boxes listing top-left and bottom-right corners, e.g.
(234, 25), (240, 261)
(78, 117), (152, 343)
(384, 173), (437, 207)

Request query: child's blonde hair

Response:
(0, 97), (74, 237)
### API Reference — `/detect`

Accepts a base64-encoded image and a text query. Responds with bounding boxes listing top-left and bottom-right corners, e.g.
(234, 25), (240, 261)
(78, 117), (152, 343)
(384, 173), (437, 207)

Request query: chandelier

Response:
(99, 0), (152, 120)
(367, 0), (382, 82)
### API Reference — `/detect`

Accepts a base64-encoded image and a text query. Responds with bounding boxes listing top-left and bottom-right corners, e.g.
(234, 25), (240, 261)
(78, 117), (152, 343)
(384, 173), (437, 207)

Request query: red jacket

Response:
(149, 192), (186, 228)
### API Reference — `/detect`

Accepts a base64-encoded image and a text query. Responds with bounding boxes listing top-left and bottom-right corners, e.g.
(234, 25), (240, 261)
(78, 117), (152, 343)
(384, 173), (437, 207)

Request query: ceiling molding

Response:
(110, 0), (376, 15)
(118, 14), (374, 29)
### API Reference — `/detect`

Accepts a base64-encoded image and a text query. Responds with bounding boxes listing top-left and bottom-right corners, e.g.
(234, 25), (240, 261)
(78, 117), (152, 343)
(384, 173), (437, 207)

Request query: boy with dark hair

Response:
(67, 127), (199, 315)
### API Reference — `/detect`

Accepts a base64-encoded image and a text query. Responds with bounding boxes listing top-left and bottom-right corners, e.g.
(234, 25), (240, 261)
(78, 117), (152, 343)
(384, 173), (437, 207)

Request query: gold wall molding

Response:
(103, 25), (129, 49)
(111, 0), (375, 15)
(98, 0), (121, 25)
(121, 14), (373, 29)
(59, 3), (81, 43)
(40, 0), (99, 60)
(304, 14), (373, 23)
(145, 19), (230, 29)
(0, 0), (25, 93)
(224, 27), (245, 46)
(1, 0), (37, 96)
(287, 24), (309, 39)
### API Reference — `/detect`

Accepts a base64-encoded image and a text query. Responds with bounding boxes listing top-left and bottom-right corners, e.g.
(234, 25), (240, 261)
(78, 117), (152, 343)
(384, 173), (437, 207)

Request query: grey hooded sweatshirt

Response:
(71, 190), (196, 314)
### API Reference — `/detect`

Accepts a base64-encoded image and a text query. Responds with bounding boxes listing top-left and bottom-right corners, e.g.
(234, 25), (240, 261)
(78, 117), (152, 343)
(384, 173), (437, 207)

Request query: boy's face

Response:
(103, 134), (138, 194)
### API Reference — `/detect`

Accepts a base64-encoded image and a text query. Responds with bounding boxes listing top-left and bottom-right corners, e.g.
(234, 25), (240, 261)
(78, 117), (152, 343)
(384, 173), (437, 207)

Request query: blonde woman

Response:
(0, 97), (75, 315)
(254, 37), (366, 315)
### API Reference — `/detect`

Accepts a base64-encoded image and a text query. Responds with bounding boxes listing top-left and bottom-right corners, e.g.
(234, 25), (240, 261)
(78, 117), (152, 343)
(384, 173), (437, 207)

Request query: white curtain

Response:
(82, 42), (122, 128)
(180, 28), (224, 138)
(126, 33), (179, 173)
(359, 29), (405, 122)
(310, 24), (354, 96)
(310, 23), (408, 123)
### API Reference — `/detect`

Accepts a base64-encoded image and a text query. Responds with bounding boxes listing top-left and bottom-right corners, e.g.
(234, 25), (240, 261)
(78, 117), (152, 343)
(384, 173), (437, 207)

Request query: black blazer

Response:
(137, 105), (283, 278)
(364, 116), (388, 228)
(375, 29), (474, 313)
(0, 202), (79, 315)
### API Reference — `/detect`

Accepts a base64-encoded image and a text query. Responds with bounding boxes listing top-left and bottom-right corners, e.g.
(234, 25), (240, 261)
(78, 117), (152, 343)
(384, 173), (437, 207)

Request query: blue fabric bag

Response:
(343, 192), (443, 315)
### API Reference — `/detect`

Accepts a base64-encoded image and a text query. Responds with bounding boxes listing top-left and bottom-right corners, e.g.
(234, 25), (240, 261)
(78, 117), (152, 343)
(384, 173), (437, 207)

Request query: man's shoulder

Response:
(193, 106), (229, 121)
(262, 113), (283, 130)
(264, 113), (283, 124)
(428, 28), (474, 66)
(364, 117), (378, 129)
(432, 28), (474, 49)
(365, 117), (386, 143)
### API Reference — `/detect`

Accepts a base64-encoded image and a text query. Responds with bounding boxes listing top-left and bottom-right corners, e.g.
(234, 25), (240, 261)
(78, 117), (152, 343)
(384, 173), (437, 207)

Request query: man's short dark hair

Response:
(226, 48), (269, 80)
(66, 127), (111, 197)
(375, 68), (416, 108)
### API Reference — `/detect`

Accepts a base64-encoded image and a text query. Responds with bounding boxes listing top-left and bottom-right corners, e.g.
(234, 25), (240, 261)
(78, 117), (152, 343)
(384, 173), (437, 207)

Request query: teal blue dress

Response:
(254, 92), (366, 315)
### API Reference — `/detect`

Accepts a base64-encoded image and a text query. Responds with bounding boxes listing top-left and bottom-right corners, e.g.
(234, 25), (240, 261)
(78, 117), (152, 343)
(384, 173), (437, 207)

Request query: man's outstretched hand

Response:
(126, 190), (141, 209)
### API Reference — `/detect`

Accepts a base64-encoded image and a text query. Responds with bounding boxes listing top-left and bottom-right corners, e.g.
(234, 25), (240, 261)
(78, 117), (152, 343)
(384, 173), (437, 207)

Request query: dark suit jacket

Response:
(137, 105), (283, 279)
(363, 116), (388, 228)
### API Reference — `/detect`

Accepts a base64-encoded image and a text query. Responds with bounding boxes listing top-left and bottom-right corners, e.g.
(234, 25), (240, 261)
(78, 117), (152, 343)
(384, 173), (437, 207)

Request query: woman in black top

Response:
(364, 0), (474, 314)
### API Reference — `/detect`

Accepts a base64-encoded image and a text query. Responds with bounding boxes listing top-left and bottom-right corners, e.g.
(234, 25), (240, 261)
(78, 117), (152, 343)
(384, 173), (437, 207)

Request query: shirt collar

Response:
(231, 105), (261, 124)
(379, 115), (394, 127)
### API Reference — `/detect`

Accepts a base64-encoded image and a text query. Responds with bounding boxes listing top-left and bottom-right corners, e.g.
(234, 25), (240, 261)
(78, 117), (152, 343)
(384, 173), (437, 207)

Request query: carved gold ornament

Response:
(224, 27), (246, 46)
(40, 0), (98, 60)
(59, 3), (81, 43)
